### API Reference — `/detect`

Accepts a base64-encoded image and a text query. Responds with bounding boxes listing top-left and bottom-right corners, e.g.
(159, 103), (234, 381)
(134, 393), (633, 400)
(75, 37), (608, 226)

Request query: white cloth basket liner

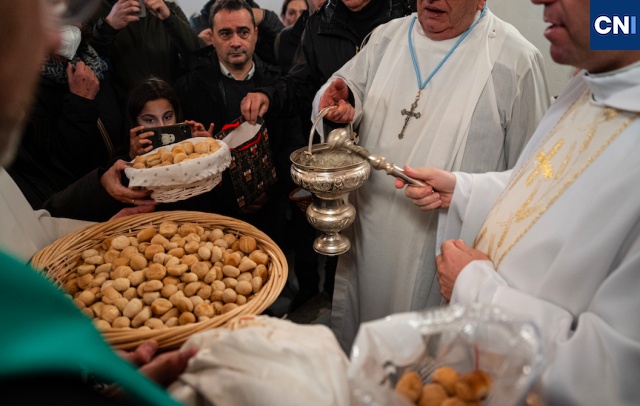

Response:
(124, 137), (231, 188)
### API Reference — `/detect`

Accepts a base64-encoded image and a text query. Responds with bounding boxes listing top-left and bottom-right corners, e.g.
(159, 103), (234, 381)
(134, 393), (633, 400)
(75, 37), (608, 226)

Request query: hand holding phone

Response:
(105, 0), (145, 30)
(142, 0), (172, 20)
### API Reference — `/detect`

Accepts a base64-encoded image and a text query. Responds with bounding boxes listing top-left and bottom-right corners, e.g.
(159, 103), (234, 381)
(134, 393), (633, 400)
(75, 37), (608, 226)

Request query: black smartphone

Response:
(137, 2), (147, 18)
(141, 123), (191, 150)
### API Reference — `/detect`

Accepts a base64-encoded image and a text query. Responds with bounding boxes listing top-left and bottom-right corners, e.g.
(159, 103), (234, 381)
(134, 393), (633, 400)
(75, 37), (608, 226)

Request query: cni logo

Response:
(591, 0), (640, 50)
(593, 15), (636, 35)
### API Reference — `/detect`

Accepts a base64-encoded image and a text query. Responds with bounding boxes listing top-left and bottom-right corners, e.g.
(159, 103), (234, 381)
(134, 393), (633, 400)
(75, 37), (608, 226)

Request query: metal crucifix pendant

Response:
(398, 90), (422, 139)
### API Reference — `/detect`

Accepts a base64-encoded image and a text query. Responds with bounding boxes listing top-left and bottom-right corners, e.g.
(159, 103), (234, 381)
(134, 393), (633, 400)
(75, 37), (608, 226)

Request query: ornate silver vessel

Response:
(290, 108), (370, 255)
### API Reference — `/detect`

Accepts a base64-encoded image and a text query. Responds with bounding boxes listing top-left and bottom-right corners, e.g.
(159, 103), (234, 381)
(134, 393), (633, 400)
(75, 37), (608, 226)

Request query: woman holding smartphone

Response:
(127, 77), (214, 159)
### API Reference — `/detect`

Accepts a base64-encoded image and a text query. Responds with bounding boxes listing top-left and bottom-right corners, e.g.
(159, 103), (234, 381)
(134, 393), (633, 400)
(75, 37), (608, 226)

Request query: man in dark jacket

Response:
(239, 0), (415, 310)
(174, 0), (304, 249)
(189, 0), (284, 67)
(7, 32), (123, 209)
(89, 0), (203, 106)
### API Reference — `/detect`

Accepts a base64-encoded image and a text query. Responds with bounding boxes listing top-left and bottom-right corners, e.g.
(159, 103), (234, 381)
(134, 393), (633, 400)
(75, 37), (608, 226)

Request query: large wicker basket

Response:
(30, 211), (288, 350)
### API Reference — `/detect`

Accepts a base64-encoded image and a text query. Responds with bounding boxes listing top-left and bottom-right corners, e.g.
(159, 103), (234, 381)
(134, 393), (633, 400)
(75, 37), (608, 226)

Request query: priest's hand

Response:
(437, 239), (490, 300)
(241, 92), (270, 125)
(395, 166), (455, 210)
(320, 78), (355, 123)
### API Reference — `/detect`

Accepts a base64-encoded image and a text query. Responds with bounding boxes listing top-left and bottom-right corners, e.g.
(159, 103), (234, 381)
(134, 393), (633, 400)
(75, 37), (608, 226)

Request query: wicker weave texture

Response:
(30, 211), (288, 350)
(150, 173), (222, 203)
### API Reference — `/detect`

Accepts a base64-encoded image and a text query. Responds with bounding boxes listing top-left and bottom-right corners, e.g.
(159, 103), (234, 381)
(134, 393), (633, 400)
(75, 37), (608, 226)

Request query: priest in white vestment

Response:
(0, 168), (93, 262)
(313, 0), (550, 352)
(397, 0), (640, 403)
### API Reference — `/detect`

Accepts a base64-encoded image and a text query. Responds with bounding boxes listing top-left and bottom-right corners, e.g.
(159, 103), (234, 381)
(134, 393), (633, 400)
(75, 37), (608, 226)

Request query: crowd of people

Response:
(1, 0), (639, 404)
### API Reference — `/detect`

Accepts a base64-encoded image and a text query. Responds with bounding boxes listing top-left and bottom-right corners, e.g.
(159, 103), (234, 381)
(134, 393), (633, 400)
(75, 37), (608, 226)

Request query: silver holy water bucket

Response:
(289, 107), (370, 255)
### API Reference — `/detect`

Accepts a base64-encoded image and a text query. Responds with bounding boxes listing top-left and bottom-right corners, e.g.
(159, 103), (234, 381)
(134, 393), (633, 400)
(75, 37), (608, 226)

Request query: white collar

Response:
(219, 61), (255, 81)
(583, 60), (640, 112)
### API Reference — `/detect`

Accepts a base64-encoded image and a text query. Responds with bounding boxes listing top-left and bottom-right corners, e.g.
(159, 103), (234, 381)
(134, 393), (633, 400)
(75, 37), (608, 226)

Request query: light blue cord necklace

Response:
(398, 6), (487, 139)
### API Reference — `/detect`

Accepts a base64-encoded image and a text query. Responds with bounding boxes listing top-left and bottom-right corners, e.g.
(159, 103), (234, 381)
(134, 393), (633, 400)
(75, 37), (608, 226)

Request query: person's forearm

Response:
(41, 169), (124, 222)
(91, 17), (119, 57)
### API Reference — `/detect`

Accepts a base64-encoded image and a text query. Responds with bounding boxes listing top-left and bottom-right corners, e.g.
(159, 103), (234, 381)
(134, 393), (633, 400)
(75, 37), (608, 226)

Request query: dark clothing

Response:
(274, 10), (312, 154)
(89, 0), (203, 106)
(0, 375), (130, 405)
(220, 76), (255, 120)
(344, 0), (388, 42)
(173, 49), (305, 245)
(189, 0), (284, 67)
(274, 10), (308, 76)
(254, 0), (414, 307)
(7, 75), (122, 209)
(257, 0), (415, 118)
(41, 168), (125, 222)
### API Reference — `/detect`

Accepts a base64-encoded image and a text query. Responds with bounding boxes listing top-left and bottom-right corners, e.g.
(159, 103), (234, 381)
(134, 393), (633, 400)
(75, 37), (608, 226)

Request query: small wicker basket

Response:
(124, 138), (231, 203)
(30, 211), (288, 350)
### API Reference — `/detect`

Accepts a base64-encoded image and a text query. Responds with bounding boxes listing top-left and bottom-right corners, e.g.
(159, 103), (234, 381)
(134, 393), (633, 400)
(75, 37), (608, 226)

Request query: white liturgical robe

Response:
(440, 63), (640, 404)
(0, 168), (91, 262)
(312, 10), (550, 352)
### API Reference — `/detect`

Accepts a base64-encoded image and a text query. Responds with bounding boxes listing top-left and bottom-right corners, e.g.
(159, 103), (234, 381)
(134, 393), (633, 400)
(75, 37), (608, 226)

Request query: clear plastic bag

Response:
(348, 303), (545, 405)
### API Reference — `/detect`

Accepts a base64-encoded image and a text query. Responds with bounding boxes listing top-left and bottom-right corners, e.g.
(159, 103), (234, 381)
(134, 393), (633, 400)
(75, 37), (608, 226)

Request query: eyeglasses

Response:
(41, 0), (101, 25)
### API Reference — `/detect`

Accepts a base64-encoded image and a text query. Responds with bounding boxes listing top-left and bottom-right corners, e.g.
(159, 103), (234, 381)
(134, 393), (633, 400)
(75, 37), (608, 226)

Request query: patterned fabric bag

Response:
(215, 116), (277, 209)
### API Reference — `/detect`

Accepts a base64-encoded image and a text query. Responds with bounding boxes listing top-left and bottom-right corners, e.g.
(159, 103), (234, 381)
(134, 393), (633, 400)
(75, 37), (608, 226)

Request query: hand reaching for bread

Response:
(117, 339), (198, 387)
(102, 339), (198, 400)
(111, 205), (155, 220)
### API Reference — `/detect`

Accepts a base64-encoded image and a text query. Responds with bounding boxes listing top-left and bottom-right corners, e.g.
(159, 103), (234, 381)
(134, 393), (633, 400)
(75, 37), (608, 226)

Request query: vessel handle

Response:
(308, 106), (337, 154)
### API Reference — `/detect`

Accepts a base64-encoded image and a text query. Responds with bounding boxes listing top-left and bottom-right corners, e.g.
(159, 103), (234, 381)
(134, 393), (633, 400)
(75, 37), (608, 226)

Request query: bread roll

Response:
(396, 371), (423, 403)
(432, 366), (459, 396)
(419, 383), (448, 406)
(455, 370), (492, 401)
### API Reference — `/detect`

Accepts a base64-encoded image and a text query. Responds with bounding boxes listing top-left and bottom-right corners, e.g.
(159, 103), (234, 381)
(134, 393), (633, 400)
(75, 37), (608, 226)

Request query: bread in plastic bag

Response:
(348, 303), (545, 405)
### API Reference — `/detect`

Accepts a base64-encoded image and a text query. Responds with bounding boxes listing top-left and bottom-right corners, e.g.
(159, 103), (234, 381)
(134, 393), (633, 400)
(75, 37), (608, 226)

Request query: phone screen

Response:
(142, 123), (192, 150)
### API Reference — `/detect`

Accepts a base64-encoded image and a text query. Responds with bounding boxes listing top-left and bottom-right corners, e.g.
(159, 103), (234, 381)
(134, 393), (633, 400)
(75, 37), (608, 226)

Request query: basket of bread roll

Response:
(124, 137), (232, 203)
(347, 303), (545, 406)
(30, 211), (287, 350)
